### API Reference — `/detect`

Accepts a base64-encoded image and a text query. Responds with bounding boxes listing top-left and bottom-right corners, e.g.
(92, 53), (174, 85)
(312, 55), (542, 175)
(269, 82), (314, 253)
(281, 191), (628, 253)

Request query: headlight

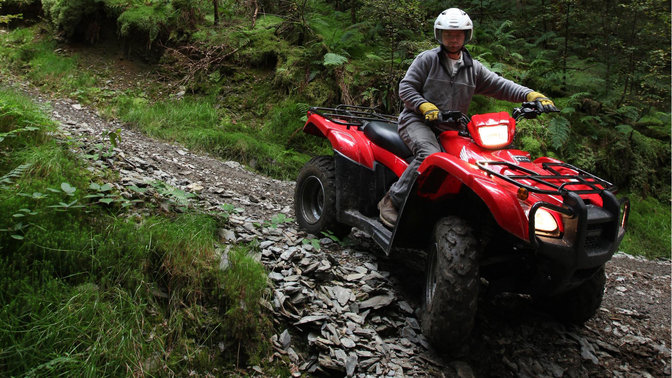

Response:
(477, 125), (509, 148)
(467, 112), (515, 149)
(535, 208), (559, 235)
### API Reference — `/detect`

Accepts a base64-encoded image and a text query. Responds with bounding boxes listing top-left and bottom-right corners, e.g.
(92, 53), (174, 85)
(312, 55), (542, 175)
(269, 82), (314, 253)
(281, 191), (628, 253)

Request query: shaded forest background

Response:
(1, 0), (669, 252)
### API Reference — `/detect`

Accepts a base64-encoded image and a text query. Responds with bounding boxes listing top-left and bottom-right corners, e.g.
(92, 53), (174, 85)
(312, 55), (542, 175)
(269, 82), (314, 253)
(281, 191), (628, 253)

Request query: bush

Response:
(41, 0), (100, 38)
(117, 2), (175, 48)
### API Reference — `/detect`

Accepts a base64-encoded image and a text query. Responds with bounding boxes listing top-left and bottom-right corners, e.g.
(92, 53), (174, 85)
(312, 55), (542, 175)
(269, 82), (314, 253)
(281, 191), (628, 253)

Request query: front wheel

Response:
(535, 266), (606, 324)
(294, 156), (351, 239)
(421, 216), (480, 352)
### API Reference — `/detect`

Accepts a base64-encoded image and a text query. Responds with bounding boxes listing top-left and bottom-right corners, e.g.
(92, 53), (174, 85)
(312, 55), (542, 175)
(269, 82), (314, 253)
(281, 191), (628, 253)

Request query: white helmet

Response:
(434, 8), (473, 45)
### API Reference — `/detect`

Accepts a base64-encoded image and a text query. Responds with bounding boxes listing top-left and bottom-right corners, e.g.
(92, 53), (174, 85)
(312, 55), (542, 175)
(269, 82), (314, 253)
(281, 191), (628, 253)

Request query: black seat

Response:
(361, 121), (413, 161)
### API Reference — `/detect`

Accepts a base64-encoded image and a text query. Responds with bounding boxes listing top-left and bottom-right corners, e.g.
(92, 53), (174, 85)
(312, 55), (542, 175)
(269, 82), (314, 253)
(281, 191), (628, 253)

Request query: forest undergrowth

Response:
(0, 88), (279, 375)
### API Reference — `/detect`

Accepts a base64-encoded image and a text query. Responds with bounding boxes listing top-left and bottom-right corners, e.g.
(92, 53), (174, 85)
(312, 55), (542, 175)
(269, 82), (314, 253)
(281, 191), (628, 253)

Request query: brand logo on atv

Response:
(513, 155), (531, 162)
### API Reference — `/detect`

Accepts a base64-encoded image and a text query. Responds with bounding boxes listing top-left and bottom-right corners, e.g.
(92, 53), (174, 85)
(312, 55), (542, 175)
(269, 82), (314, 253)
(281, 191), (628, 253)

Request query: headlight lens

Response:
(477, 125), (509, 148)
(535, 208), (559, 234)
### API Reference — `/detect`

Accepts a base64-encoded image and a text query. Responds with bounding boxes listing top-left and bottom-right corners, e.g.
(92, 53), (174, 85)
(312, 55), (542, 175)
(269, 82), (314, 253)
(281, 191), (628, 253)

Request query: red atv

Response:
(293, 103), (629, 351)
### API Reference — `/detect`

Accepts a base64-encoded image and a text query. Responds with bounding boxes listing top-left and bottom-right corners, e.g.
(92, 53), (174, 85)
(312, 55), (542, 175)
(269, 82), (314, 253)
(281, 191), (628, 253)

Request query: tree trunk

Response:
(541, 0), (547, 47)
(213, 0), (219, 26)
(562, 0), (571, 90)
(618, 10), (639, 106)
(250, 0), (258, 29)
(601, 0), (611, 96)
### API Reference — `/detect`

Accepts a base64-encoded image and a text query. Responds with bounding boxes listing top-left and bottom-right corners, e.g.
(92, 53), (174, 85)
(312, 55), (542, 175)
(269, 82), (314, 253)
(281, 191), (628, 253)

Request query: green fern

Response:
(615, 124), (634, 135)
(548, 117), (571, 150)
(323, 52), (348, 67)
(0, 125), (40, 143)
(0, 163), (32, 189)
(532, 31), (558, 47)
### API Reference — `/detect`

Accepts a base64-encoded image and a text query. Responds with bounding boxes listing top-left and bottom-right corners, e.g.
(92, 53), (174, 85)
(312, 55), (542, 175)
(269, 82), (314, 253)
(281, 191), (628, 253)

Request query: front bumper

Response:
(529, 191), (629, 295)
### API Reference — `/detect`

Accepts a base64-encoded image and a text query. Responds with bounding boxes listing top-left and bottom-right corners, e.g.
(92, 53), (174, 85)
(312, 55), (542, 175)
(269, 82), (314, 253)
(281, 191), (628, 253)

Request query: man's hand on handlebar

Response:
(526, 91), (559, 113)
(419, 102), (440, 122)
(437, 110), (467, 124)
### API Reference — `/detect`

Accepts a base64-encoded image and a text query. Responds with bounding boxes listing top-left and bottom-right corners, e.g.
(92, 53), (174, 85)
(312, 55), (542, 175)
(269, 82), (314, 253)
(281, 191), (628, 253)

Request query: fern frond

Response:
(533, 32), (558, 47)
(496, 20), (513, 35)
(0, 163), (32, 189)
(548, 117), (571, 150)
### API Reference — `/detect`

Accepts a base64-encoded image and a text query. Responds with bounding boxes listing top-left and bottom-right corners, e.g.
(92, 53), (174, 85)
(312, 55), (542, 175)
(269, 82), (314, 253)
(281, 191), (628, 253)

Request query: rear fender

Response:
(304, 115), (375, 169)
(410, 153), (529, 241)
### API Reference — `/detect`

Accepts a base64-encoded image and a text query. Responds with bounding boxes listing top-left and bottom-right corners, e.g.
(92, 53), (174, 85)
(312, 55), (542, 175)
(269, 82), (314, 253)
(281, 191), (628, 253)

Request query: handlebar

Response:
(431, 111), (471, 136)
(438, 110), (469, 125)
(512, 101), (559, 121)
(429, 101), (557, 131)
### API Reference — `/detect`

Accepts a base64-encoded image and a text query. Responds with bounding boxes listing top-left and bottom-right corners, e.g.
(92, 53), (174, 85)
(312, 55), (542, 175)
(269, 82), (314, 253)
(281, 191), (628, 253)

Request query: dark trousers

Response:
(387, 120), (441, 208)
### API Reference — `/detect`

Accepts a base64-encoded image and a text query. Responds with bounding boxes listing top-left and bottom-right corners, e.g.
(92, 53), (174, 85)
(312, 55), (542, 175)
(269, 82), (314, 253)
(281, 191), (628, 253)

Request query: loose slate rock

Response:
(340, 337), (356, 349)
(332, 286), (353, 306)
(295, 314), (329, 326)
(359, 294), (395, 310)
(280, 329), (292, 349)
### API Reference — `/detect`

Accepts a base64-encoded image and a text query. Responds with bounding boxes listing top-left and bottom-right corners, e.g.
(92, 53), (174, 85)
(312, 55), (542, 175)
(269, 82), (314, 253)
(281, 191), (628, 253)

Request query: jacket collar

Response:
(438, 45), (473, 67)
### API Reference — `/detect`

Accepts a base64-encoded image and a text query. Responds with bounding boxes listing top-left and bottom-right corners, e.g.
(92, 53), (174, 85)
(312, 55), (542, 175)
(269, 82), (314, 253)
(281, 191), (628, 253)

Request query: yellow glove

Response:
(419, 102), (439, 122)
(526, 91), (559, 113)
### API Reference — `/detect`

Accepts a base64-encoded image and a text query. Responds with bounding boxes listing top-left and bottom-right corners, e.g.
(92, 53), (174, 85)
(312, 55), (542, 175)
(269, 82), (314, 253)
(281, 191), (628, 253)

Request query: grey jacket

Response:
(398, 46), (532, 129)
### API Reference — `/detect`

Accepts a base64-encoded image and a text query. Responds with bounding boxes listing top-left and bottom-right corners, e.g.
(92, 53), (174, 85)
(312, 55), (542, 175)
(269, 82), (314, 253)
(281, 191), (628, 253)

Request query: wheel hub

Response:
(300, 175), (325, 225)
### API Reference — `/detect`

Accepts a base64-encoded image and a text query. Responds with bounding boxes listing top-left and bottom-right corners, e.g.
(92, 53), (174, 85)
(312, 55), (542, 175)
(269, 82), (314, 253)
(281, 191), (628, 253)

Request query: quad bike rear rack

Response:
(309, 105), (397, 129)
(477, 161), (615, 195)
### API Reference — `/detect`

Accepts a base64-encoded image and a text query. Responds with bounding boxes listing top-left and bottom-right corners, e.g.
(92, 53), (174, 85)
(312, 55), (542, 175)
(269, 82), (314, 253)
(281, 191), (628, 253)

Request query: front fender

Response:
(414, 153), (529, 241)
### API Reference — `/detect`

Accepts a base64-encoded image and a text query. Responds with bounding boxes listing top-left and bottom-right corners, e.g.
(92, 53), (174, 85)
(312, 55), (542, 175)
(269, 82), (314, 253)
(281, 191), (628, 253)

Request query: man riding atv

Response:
(294, 7), (628, 353)
(378, 8), (558, 228)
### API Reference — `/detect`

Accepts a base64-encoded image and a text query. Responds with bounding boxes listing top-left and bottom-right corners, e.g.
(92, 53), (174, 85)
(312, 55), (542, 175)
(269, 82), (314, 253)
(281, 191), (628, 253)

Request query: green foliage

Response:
(0, 29), (97, 99)
(620, 195), (671, 259)
(547, 117), (571, 150)
(221, 246), (271, 364)
(264, 100), (325, 154)
(41, 0), (102, 38)
(0, 282), (158, 376)
(323, 52), (348, 67)
(111, 94), (219, 139)
(301, 236), (321, 251)
(117, 2), (175, 47)
(264, 213), (293, 229)
(0, 0), (23, 24)
(0, 163), (32, 189)
(307, 12), (366, 57)
(148, 180), (196, 209)
(110, 94), (309, 179)
(0, 88), (274, 374)
(361, 0), (422, 45)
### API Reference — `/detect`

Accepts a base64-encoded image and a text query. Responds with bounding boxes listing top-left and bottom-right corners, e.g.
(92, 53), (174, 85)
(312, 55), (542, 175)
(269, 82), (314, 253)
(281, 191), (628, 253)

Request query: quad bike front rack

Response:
(477, 160), (615, 195)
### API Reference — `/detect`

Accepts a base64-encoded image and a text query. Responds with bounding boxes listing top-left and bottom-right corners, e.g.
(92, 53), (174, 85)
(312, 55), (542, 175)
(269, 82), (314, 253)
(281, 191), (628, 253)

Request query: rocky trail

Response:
(4, 77), (670, 377)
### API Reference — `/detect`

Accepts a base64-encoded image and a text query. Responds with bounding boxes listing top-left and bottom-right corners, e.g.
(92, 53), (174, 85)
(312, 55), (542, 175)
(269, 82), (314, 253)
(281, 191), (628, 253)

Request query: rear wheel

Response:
(422, 216), (480, 352)
(294, 156), (351, 239)
(536, 266), (606, 324)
